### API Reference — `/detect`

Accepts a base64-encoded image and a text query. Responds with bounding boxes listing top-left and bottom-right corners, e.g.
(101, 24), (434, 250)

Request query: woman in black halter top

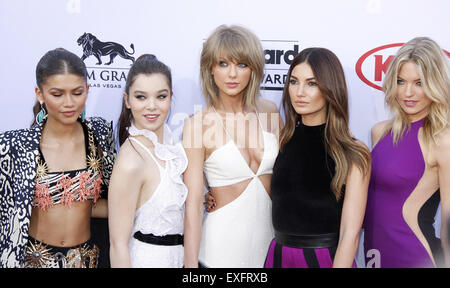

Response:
(264, 48), (371, 268)
(271, 120), (342, 241)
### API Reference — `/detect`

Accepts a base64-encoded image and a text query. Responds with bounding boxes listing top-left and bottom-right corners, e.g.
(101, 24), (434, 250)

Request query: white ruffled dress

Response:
(127, 124), (188, 268)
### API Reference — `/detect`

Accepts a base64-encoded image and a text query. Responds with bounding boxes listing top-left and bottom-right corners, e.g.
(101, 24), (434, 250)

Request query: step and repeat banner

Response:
(1, 0), (449, 267)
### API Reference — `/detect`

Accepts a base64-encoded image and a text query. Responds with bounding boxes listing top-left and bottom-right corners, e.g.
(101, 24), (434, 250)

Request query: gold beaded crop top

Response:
(33, 123), (103, 211)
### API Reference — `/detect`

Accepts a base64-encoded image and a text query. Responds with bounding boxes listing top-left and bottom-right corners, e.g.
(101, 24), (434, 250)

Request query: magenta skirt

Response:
(264, 239), (356, 268)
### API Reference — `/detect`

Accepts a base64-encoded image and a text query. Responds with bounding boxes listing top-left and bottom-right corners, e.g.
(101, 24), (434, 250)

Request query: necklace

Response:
(36, 128), (101, 179)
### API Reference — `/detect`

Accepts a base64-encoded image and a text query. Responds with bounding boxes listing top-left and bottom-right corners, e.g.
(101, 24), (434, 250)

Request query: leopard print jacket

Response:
(0, 117), (116, 267)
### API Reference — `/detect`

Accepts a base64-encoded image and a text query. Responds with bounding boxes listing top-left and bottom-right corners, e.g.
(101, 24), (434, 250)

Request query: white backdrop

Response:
(1, 0), (449, 267)
(1, 0), (449, 144)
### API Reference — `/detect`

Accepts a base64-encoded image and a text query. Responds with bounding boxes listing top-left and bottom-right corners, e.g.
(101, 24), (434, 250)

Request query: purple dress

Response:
(364, 119), (442, 268)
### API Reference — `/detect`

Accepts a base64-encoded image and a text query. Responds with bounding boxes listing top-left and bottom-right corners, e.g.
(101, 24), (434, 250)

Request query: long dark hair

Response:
(32, 48), (88, 126)
(280, 48), (371, 200)
(117, 54), (172, 146)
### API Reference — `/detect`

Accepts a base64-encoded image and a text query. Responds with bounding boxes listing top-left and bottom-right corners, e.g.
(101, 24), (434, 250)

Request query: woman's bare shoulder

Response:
(256, 98), (279, 114)
(371, 119), (391, 147)
(114, 139), (146, 174)
(435, 126), (450, 152)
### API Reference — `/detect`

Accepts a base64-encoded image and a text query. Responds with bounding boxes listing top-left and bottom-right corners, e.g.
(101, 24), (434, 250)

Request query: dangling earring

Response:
(80, 108), (86, 121)
(36, 101), (47, 124)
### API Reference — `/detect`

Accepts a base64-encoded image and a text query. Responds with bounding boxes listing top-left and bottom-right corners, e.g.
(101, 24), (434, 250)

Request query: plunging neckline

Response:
(205, 130), (273, 176)
(205, 107), (270, 176)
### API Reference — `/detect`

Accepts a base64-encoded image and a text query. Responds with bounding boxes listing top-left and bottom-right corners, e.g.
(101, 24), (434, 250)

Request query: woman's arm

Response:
(333, 144), (371, 268)
(91, 118), (116, 219)
(183, 115), (206, 268)
(108, 144), (143, 268)
(91, 199), (107, 218)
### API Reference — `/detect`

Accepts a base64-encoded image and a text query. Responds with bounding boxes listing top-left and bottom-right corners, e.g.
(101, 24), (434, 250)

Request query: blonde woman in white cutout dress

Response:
(183, 25), (281, 268)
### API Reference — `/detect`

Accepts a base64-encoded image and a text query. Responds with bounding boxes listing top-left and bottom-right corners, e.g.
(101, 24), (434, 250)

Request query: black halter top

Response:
(271, 120), (344, 235)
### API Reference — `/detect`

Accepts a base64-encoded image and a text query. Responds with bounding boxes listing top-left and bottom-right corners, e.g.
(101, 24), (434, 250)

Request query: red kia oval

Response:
(356, 43), (403, 91)
(356, 43), (450, 91)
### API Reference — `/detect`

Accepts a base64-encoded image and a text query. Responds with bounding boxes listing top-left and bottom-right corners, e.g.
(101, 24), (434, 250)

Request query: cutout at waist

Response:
(207, 174), (271, 213)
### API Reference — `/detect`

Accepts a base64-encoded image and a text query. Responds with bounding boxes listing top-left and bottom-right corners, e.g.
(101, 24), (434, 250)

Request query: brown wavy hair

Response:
(279, 48), (371, 200)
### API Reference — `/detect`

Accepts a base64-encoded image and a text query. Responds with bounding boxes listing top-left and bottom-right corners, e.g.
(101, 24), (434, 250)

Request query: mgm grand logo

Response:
(77, 32), (135, 89)
(261, 40), (299, 91)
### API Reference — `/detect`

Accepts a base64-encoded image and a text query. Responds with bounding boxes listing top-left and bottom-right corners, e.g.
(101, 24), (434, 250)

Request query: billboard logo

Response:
(262, 40), (299, 91)
(356, 43), (450, 91)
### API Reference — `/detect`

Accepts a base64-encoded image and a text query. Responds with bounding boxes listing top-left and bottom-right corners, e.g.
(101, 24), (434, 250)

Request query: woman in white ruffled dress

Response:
(108, 54), (188, 268)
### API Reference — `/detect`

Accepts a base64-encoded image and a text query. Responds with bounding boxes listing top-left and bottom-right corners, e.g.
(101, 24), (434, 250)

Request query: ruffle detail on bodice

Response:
(128, 123), (188, 209)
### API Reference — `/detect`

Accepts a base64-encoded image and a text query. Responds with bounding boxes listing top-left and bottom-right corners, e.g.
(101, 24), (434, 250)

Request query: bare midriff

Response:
(208, 174), (271, 212)
(28, 201), (92, 247)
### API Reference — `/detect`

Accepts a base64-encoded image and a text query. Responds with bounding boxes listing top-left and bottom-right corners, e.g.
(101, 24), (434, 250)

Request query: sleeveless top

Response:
(204, 108), (278, 187)
(271, 120), (343, 236)
(128, 124), (188, 237)
(33, 121), (103, 210)
(199, 108), (277, 267)
(364, 118), (442, 268)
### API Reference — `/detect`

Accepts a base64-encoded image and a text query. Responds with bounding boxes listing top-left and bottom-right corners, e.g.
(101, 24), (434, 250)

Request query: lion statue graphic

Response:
(77, 33), (135, 65)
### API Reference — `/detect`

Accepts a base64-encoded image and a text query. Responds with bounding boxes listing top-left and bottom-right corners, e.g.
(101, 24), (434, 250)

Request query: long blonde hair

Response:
(280, 48), (371, 200)
(200, 25), (265, 109)
(383, 37), (450, 145)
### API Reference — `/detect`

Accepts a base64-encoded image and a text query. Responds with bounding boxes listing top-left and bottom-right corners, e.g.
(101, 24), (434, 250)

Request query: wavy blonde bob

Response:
(200, 25), (265, 109)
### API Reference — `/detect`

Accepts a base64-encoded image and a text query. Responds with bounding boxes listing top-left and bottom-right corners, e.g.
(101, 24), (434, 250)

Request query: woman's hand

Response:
(204, 191), (216, 212)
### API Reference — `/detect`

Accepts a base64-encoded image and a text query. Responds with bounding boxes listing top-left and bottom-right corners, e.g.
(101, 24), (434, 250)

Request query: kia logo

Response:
(356, 43), (450, 91)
